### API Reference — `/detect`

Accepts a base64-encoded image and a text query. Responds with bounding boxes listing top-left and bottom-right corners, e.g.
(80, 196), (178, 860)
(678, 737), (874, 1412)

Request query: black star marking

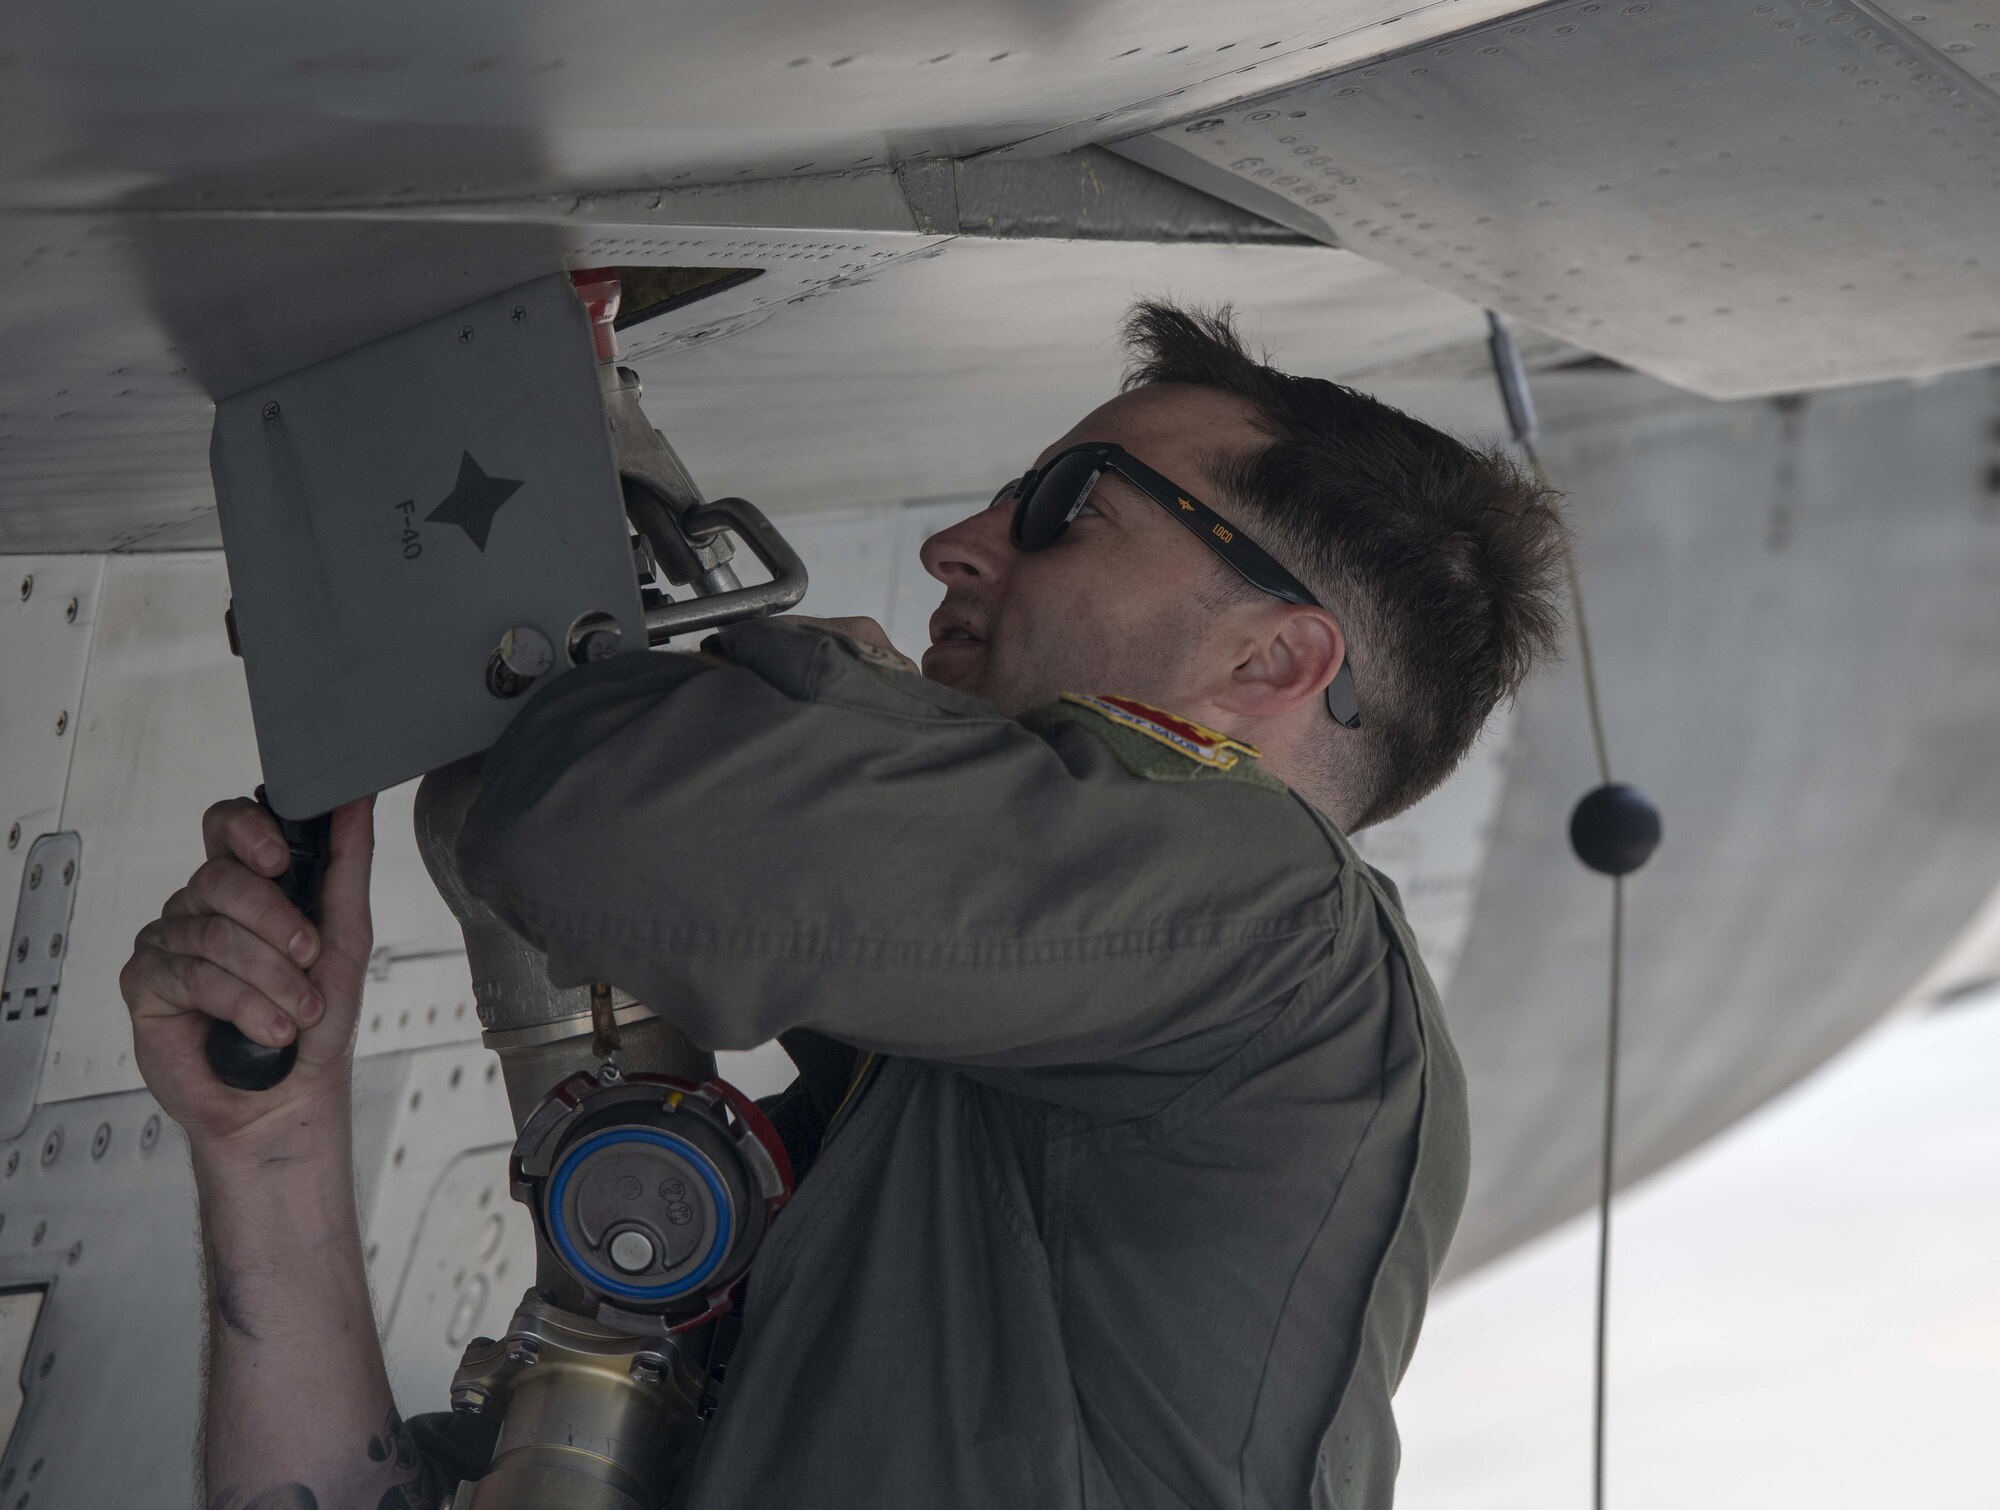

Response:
(425, 450), (524, 552)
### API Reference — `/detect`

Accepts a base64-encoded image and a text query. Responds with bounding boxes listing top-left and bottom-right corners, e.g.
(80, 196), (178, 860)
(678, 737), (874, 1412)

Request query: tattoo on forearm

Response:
(207, 1409), (433, 1510)
(367, 1406), (419, 1472)
(368, 1407), (434, 1509)
(207, 1252), (259, 1342)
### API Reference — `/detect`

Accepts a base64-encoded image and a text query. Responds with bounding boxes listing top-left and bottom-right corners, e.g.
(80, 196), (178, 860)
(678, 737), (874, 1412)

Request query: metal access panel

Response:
(0, 834), (80, 1141)
(0, 1287), (46, 1462)
(1125, 0), (2000, 398)
(211, 273), (645, 817)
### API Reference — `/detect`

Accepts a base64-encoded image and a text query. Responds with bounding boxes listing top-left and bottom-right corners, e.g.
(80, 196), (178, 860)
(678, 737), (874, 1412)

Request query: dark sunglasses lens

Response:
(1013, 451), (1101, 549)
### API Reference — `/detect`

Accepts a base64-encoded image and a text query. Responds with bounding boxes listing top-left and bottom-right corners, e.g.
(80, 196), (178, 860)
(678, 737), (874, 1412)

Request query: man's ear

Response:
(1218, 606), (1345, 718)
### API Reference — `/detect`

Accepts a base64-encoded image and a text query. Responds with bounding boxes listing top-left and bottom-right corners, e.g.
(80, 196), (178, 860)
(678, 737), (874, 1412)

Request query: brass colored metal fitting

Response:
(448, 1293), (709, 1510)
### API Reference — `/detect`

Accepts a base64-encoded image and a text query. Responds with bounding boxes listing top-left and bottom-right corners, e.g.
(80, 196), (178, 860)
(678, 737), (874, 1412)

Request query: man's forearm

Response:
(193, 1097), (431, 1510)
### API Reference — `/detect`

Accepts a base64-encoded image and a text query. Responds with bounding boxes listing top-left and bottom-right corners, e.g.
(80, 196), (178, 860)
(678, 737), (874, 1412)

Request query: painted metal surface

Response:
(1873, 0), (2000, 92)
(0, 560), (99, 914)
(1126, 0), (2000, 398)
(634, 236), (1494, 535)
(0, 1085), (206, 1507)
(0, 226), (1482, 553)
(0, 211), (946, 553)
(212, 272), (645, 816)
(1, 0), (1997, 559)
(1350, 710), (1516, 1001)
(1427, 359), (2000, 1276)
(0, 1288), (43, 1456)
(0, 0), (1564, 555)
(35, 553), (485, 1104)
(358, 1045), (534, 1414)
(0, 833), (81, 1140)
(379, 1143), (532, 1404)
(0, 0), (1539, 210)
(938, 146), (1312, 242)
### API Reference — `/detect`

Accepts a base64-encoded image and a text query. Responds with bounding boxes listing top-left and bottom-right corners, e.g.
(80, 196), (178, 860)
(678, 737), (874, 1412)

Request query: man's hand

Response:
(777, 614), (920, 675)
(119, 793), (376, 1149)
(120, 796), (430, 1510)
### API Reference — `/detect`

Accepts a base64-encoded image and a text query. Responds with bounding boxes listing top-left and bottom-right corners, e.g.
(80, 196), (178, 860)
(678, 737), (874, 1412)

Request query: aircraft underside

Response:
(2, 0), (1999, 1502)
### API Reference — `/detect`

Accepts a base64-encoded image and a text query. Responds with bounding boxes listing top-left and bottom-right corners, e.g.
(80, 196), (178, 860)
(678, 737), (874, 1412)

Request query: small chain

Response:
(589, 980), (622, 1065)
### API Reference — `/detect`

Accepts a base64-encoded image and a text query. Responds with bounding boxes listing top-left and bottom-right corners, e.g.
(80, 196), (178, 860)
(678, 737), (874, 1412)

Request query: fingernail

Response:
(257, 839), (286, 870)
(269, 1012), (294, 1042)
(288, 930), (317, 964)
(299, 991), (323, 1025)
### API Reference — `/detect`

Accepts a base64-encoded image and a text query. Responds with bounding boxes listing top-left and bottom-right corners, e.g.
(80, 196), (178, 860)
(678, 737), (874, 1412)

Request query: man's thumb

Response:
(312, 792), (377, 984)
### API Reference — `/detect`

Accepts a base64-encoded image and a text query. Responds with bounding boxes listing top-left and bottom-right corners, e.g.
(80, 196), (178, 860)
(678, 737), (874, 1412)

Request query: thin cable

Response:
(1541, 432), (1623, 1510)
(1525, 452), (1623, 1510)
(1486, 310), (1622, 1510)
(1519, 437), (1613, 789)
(1591, 877), (1625, 1510)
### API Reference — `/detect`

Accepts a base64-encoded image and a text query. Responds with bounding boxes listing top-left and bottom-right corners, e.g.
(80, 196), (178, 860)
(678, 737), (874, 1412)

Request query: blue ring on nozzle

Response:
(545, 1126), (733, 1302)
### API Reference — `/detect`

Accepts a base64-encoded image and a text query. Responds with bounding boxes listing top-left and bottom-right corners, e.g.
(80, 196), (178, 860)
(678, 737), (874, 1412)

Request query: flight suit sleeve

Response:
(456, 619), (1345, 1071)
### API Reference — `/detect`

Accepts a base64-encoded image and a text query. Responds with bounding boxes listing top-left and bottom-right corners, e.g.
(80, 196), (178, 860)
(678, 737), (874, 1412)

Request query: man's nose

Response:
(920, 495), (1013, 587)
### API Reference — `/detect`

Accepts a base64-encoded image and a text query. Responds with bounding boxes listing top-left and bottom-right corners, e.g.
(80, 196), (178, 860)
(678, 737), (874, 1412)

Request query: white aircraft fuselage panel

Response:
(1124, 0), (2000, 397)
(2, 0), (1543, 207)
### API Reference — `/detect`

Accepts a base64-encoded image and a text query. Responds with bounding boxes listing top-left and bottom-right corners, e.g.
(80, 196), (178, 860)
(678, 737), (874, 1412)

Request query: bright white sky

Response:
(1394, 987), (2000, 1510)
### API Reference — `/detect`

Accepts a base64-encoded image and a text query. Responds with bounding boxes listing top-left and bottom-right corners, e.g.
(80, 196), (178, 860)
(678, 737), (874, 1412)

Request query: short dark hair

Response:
(1121, 299), (1568, 828)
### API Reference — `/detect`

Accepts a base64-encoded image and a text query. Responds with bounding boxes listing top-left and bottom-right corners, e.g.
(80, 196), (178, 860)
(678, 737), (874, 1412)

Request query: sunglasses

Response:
(997, 442), (1362, 729)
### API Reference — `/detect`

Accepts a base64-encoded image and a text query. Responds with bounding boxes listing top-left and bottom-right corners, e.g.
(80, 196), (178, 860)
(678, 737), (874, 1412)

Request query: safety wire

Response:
(1486, 312), (1622, 1510)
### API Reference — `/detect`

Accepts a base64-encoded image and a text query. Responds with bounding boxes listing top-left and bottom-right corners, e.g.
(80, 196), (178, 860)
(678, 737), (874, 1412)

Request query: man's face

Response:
(918, 384), (1269, 716)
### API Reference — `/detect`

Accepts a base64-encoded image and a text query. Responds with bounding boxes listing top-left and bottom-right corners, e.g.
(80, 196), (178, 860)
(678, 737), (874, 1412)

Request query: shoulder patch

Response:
(1059, 693), (1262, 771)
(1021, 695), (1288, 790)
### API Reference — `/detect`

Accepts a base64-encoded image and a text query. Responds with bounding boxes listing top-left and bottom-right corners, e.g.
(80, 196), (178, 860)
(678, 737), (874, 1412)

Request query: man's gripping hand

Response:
(119, 794), (376, 1149)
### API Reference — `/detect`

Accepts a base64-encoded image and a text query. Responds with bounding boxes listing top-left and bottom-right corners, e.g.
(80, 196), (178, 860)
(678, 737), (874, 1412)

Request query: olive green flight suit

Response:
(419, 619), (1468, 1509)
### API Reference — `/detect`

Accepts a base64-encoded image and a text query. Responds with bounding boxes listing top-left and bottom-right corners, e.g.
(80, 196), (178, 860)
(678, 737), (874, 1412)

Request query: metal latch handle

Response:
(643, 495), (808, 642)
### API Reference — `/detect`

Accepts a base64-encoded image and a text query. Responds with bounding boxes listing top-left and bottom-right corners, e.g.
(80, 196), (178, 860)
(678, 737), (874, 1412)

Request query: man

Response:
(121, 302), (1567, 1509)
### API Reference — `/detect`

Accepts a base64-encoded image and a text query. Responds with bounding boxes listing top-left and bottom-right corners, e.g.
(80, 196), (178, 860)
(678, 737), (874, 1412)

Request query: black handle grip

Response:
(204, 787), (333, 1092)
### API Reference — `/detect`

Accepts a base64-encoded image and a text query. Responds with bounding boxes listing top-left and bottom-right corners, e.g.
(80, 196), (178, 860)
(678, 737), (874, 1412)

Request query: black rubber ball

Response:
(1569, 783), (1662, 876)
